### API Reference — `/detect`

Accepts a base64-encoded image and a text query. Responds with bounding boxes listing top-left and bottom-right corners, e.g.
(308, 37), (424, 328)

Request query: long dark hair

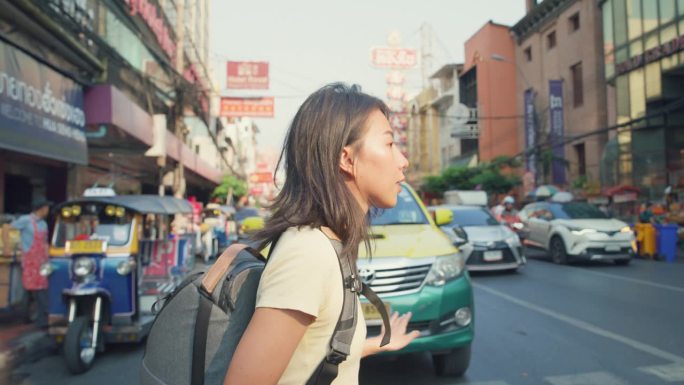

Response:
(253, 83), (389, 260)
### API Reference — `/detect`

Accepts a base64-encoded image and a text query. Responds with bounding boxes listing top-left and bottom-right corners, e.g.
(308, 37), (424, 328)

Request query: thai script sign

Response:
(370, 47), (418, 69)
(226, 62), (269, 89)
(0, 41), (87, 164)
(220, 97), (274, 118)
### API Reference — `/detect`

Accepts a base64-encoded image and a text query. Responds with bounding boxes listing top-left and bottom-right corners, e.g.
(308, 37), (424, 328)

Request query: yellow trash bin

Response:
(634, 223), (657, 258)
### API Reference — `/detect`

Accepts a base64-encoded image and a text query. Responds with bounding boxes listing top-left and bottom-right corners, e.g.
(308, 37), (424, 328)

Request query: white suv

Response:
(519, 201), (635, 265)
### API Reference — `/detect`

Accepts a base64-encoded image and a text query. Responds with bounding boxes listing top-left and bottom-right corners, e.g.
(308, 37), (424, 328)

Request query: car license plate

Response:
(605, 245), (621, 252)
(483, 250), (503, 261)
(361, 302), (391, 321)
(66, 240), (105, 254)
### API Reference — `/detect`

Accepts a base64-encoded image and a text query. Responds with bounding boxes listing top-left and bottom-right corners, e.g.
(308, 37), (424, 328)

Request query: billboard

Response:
(370, 47), (418, 69)
(0, 41), (87, 164)
(226, 61), (269, 89)
(250, 172), (273, 184)
(549, 80), (566, 185)
(220, 97), (274, 118)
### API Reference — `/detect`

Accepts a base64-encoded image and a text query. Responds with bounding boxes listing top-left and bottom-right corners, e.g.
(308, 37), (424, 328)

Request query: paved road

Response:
(14, 251), (684, 385)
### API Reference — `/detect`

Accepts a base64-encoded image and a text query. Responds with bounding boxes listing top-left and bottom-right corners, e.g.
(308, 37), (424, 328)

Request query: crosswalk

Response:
(449, 363), (684, 384)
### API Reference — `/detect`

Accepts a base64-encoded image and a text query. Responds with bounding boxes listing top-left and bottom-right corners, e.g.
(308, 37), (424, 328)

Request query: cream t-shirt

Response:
(256, 226), (367, 385)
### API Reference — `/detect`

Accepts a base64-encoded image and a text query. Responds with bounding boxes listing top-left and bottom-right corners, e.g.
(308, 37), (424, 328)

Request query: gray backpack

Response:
(140, 232), (390, 385)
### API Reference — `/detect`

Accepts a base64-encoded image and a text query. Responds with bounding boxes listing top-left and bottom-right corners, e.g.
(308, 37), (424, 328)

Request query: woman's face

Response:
(350, 109), (409, 209)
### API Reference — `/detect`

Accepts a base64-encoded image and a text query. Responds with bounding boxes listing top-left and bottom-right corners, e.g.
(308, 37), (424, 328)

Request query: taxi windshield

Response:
(53, 204), (133, 247)
(371, 186), (429, 226)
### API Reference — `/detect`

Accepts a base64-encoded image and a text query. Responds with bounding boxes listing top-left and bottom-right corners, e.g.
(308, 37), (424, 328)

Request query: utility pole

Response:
(173, 0), (186, 198)
(420, 23), (433, 89)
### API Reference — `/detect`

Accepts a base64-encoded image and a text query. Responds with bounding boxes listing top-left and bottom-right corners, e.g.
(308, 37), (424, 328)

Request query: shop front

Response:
(83, 84), (221, 200)
(601, 0), (684, 199)
(0, 40), (87, 215)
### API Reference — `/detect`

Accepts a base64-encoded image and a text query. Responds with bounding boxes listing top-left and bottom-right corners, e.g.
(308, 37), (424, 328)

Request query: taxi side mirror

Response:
(433, 208), (453, 226)
(241, 216), (265, 234)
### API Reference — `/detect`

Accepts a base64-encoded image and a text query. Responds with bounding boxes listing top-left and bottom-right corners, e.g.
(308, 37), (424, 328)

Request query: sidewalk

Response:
(0, 316), (56, 384)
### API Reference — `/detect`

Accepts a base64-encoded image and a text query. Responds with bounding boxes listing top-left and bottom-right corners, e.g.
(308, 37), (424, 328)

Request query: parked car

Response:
(358, 184), (474, 377)
(519, 201), (635, 265)
(434, 205), (526, 272)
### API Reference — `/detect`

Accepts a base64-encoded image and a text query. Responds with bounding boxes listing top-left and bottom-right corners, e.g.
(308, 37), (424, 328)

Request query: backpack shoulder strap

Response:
(305, 230), (391, 385)
(201, 243), (249, 294)
(305, 237), (355, 385)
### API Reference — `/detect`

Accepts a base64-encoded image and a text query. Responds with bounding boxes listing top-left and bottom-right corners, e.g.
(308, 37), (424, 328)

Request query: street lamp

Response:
(490, 53), (532, 88)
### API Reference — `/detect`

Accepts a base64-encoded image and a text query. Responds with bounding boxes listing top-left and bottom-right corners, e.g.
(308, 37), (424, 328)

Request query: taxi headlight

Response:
(116, 258), (136, 275)
(73, 257), (95, 277)
(39, 262), (54, 277)
(425, 253), (465, 286)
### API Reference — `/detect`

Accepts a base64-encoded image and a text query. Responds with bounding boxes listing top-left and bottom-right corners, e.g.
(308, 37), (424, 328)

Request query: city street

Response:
(12, 250), (684, 385)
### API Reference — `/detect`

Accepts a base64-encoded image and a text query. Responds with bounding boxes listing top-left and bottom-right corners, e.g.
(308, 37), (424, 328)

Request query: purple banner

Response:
(524, 89), (537, 174)
(549, 79), (565, 185)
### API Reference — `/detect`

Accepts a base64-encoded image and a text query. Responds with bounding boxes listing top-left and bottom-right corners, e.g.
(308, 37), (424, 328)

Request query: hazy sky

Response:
(209, 1), (526, 151)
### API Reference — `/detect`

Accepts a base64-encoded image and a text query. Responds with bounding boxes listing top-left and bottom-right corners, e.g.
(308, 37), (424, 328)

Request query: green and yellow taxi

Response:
(359, 183), (474, 376)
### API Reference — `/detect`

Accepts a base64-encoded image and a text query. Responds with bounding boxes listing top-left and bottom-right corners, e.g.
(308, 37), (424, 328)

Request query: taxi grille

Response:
(364, 263), (432, 295)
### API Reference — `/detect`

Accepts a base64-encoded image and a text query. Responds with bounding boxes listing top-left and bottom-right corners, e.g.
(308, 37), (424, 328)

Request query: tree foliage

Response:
(422, 157), (522, 197)
(212, 175), (247, 204)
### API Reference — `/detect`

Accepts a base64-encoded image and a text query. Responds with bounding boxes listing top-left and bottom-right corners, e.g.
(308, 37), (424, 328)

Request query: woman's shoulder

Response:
(271, 226), (339, 266)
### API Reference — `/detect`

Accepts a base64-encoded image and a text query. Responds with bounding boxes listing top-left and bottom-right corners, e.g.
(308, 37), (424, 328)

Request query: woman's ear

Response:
(339, 145), (355, 176)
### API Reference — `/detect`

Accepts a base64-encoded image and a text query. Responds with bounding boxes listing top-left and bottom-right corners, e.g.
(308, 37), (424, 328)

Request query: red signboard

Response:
(250, 172), (273, 184)
(227, 61), (269, 89)
(125, 0), (176, 60)
(370, 47), (418, 69)
(220, 97), (274, 118)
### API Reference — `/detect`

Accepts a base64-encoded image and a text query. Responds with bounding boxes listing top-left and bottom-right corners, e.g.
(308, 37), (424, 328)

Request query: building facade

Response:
(429, 64), (479, 169)
(513, 0), (608, 189)
(600, 0), (684, 198)
(461, 22), (520, 164)
(0, 0), (226, 217)
(406, 87), (439, 186)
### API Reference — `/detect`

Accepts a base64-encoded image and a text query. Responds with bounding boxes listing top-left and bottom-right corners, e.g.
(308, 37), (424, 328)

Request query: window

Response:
(547, 31), (557, 49)
(660, 0), (676, 25)
(524, 47), (532, 62)
(569, 12), (580, 32)
(571, 62), (583, 107)
(574, 143), (586, 176)
(626, 0), (642, 40)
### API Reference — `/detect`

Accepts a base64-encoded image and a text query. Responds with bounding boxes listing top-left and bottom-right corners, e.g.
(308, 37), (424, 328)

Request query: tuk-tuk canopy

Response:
(56, 195), (194, 215)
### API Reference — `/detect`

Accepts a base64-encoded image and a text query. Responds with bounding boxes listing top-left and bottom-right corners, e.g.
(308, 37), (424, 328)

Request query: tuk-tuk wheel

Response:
(64, 316), (97, 374)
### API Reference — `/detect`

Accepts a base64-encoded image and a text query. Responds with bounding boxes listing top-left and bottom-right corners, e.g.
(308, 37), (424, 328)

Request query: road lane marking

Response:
(638, 363), (684, 382)
(544, 371), (628, 385)
(570, 267), (684, 294)
(474, 283), (684, 363)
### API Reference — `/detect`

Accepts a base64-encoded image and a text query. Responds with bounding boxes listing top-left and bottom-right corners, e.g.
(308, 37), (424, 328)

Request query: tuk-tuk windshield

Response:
(53, 204), (134, 247)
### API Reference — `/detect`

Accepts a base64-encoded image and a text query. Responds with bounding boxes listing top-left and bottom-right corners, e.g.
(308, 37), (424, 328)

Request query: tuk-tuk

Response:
(45, 195), (196, 374)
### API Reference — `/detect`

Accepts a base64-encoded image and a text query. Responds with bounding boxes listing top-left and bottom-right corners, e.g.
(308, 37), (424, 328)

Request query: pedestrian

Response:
(222, 83), (419, 385)
(1, 199), (52, 328)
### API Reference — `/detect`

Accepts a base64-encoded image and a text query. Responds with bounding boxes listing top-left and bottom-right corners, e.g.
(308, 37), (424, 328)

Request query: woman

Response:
(224, 83), (419, 385)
